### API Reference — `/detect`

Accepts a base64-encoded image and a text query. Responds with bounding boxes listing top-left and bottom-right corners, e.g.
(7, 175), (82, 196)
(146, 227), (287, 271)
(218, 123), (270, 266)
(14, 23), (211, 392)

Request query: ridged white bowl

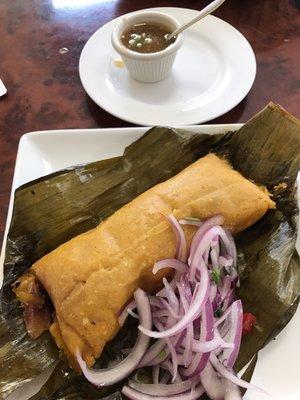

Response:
(111, 11), (184, 83)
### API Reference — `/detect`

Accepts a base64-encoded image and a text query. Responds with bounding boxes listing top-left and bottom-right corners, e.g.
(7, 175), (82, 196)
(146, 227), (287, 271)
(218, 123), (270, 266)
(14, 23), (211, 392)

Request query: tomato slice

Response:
(242, 312), (257, 335)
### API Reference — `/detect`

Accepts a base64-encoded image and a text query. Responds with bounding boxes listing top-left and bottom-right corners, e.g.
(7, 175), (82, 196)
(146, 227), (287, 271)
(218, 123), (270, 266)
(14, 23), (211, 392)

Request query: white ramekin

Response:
(111, 11), (184, 83)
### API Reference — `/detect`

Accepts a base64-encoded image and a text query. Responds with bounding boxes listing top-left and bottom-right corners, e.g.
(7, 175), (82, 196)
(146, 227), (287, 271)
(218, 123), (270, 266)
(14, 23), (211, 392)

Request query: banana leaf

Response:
(0, 103), (299, 399)
(0, 128), (223, 399)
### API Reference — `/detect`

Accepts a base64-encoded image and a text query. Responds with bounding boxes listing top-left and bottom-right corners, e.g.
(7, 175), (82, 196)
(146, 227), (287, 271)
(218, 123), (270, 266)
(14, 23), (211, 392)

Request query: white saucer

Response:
(79, 7), (256, 126)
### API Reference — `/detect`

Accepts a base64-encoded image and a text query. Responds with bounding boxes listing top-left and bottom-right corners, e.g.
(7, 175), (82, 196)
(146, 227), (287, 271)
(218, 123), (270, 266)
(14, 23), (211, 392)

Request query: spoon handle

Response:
(167, 0), (226, 41)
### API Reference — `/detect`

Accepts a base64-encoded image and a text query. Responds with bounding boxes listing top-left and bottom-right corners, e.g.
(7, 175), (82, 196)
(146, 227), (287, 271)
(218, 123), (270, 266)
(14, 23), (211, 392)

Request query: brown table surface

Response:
(0, 0), (299, 243)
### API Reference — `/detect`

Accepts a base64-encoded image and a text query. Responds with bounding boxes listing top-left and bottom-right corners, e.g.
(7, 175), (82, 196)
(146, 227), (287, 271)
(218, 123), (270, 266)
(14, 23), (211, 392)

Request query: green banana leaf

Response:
(0, 103), (299, 399)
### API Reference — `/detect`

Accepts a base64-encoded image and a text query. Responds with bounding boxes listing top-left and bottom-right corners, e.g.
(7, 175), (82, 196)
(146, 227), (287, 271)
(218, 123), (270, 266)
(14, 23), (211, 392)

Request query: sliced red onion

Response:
(161, 359), (183, 383)
(119, 299), (137, 327)
(175, 354), (185, 366)
(209, 282), (218, 303)
(142, 332), (185, 368)
(210, 235), (219, 247)
(219, 255), (233, 269)
(163, 278), (179, 315)
(219, 276), (234, 311)
(168, 215), (187, 262)
(76, 289), (151, 387)
(189, 215), (224, 265)
(152, 299), (181, 319)
(161, 359), (175, 374)
(119, 296), (164, 327)
(149, 296), (165, 308)
(210, 250), (218, 270)
(153, 365), (160, 384)
(139, 339), (167, 367)
(153, 259), (187, 275)
(178, 274), (193, 304)
(177, 282), (193, 367)
(224, 380), (242, 400)
(210, 239), (220, 270)
(172, 330), (186, 352)
(139, 262), (209, 339)
(191, 336), (231, 353)
(214, 305), (233, 327)
(128, 308), (139, 319)
(200, 362), (226, 400)
(181, 337), (200, 376)
(128, 376), (198, 396)
(219, 276), (232, 296)
(213, 328), (234, 350)
(223, 228), (237, 266)
(160, 372), (171, 384)
(153, 309), (173, 319)
(182, 298), (214, 377)
(155, 321), (178, 382)
(223, 289), (234, 311)
(221, 300), (243, 368)
(204, 247), (210, 264)
(212, 292), (223, 313)
(122, 384), (205, 400)
(184, 324), (193, 368)
(219, 320), (231, 341)
(210, 354), (266, 393)
(157, 270), (182, 297)
(190, 225), (233, 281)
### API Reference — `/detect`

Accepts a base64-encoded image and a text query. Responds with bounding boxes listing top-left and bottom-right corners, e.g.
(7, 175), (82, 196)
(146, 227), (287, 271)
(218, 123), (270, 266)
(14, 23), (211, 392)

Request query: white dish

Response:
(1, 126), (299, 400)
(79, 7), (256, 126)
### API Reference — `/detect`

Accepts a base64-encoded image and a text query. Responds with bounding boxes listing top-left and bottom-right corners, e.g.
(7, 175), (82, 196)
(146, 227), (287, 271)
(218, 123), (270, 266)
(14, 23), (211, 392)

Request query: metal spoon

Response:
(166, 0), (226, 41)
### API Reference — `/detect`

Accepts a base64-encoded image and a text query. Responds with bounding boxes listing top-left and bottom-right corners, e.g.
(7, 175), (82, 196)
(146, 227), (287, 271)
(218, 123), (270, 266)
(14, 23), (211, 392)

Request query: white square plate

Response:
(1, 126), (299, 400)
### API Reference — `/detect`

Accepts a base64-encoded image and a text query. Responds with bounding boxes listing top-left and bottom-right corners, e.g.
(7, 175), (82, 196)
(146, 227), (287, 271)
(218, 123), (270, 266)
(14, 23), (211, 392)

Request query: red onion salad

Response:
(77, 215), (265, 399)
